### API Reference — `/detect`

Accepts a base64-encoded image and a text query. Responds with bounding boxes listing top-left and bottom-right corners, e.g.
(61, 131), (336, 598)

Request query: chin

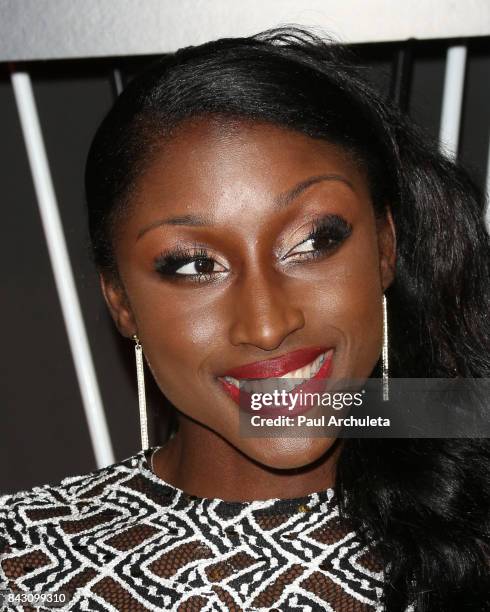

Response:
(244, 436), (337, 470)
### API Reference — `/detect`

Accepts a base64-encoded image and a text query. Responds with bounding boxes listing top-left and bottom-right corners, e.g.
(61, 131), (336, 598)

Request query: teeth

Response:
(224, 376), (239, 388)
(242, 381), (253, 393)
(221, 351), (330, 395)
(296, 365), (308, 379)
(284, 352), (325, 381)
(277, 377), (305, 392)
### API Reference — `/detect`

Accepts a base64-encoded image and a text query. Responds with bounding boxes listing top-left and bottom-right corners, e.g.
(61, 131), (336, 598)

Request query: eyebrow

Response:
(136, 173), (354, 241)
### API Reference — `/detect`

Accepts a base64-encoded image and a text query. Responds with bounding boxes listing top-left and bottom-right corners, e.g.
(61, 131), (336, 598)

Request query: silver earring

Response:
(382, 294), (389, 401)
(133, 334), (149, 450)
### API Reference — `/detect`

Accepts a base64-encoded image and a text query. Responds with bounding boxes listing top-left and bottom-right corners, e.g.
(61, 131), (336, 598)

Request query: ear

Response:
(377, 207), (396, 292)
(99, 273), (137, 338)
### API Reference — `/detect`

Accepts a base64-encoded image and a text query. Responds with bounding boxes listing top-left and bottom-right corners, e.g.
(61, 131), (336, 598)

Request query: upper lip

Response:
(219, 346), (330, 379)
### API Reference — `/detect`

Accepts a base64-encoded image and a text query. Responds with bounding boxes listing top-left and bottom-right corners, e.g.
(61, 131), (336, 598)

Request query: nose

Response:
(228, 266), (305, 351)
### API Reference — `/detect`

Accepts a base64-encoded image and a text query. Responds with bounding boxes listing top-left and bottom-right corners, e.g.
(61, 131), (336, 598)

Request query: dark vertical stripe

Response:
(459, 41), (490, 192)
(0, 74), (94, 494)
(389, 40), (415, 113)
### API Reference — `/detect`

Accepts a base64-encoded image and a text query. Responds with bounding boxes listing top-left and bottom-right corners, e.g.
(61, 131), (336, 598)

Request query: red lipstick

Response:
(220, 346), (328, 379)
(218, 347), (334, 416)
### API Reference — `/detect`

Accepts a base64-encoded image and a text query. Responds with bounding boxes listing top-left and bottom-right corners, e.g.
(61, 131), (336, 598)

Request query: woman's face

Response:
(103, 117), (395, 469)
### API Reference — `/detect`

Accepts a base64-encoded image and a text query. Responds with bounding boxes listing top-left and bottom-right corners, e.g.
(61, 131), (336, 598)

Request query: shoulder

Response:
(0, 452), (143, 549)
(1, 452), (140, 509)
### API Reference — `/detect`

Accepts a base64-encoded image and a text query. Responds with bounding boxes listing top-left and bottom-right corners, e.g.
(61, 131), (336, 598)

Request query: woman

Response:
(1, 28), (489, 611)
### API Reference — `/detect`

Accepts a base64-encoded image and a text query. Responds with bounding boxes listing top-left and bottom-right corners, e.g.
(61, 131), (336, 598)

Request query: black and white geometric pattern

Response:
(0, 448), (387, 611)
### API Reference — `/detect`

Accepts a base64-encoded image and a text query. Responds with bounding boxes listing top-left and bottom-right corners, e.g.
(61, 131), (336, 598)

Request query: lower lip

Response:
(218, 350), (334, 417)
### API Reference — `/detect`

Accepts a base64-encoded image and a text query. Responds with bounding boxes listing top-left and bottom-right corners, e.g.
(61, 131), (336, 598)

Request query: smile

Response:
(217, 347), (334, 412)
(222, 350), (330, 394)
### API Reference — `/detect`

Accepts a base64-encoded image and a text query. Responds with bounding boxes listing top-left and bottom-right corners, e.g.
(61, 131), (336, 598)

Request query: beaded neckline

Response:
(137, 445), (336, 514)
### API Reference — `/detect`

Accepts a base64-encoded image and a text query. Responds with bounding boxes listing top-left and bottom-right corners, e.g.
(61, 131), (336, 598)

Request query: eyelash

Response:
(153, 215), (352, 283)
(154, 246), (217, 283)
(283, 215), (352, 262)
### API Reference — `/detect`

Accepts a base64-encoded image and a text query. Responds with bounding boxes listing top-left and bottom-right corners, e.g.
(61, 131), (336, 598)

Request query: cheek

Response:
(127, 284), (225, 400)
(298, 232), (383, 377)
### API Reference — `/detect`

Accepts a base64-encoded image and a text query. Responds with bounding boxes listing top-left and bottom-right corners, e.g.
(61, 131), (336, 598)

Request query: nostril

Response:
(229, 311), (305, 351)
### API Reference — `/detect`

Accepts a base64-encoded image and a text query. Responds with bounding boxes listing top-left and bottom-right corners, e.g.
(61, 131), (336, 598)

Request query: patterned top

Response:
(0, 447), (386, 611)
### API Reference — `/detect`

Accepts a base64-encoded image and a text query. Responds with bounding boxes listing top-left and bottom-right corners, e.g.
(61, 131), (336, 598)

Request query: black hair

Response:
(85, 28), (490, 611)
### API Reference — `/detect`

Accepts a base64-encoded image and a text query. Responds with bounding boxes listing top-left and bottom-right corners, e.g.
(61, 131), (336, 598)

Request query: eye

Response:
(174, 258), (225, 276)
(282, 214), (352, 261)
(287, 234), (335, 256)
(154, 247), (228, 283)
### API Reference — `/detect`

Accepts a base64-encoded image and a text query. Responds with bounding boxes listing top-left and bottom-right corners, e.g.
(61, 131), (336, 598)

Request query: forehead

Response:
(128, 116), (371, 223)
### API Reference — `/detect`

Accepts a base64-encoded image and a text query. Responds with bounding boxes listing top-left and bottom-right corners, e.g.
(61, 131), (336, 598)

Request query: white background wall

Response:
(1, 0), (490, 61)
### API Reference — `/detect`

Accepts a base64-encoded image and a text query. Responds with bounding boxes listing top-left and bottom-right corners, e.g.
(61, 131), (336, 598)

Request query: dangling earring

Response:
(132, 334), (149, 450)
(382, 294), (389, 401)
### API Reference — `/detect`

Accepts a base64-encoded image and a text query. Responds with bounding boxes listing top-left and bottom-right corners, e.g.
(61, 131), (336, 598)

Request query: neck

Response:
(151, 416), (342, 502)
